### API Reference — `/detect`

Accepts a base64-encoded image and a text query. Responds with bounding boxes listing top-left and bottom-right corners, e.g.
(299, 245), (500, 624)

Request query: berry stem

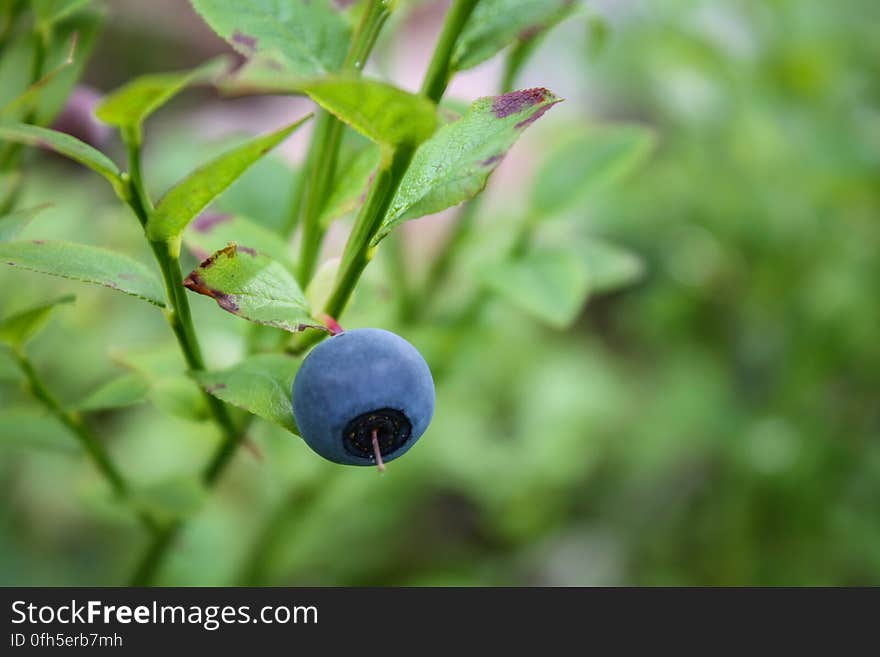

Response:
(371, 428), (385, 473)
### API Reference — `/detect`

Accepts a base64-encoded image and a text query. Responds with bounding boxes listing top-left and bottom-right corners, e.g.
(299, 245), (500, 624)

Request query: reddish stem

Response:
(319, 313), (344, 335)
(371, 428), (385, 473)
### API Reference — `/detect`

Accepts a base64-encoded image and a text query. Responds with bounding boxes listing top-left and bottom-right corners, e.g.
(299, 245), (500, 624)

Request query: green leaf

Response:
(0, 408), (79, 453)
(0, 172), (22, 209)
(132, 476), (207, 521)
(453, 0), (578, 71)
(378, 88), (561, 242)
(0, 33), (35, 112)
(183, 243), (318, 332)
(111, 344), (208, 420)
(0, 295), (74, 348)
(532, 124), (656, 217)
(96, 57), (228, 130)
(113, 343), (187, 379)
(73, 372), (150, 412)
(33, 9), (103, 126)
(192, 353), (301, 434)
(31, 0), (93, 28)
(215, 55), (307, 96)
(578, 237), (644, 293)
(480, 249), (590, 327)
(302, 77), (438, 150)
(0, 240), (165, 306)
(191, 0), (350, 77)
(0, 204), (51, 241)
(146, 116), (310, 242)
(149, 376), (209, 422)
(0, 350), (21, 382)
(0, 123), (124, 195)
(184, 212), (294, 271)
(214, 152), (296, 233)
(319, 143), (380, 226)
(1, 33), (76, 119)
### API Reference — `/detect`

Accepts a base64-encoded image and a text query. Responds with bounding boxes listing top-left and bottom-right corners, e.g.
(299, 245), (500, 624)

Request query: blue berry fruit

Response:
(292, 328), (435, 469)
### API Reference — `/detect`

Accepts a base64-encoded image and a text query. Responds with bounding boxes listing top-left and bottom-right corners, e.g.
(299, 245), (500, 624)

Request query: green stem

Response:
(0, 20), (48, 185)
(294, 0), (393, 286)
(122, 136), (241, 483)
(290, 0), (479, 352)
(296, 111), (343, 285)
(236, 477), (326, 586)
(128, 0), (397, 586)
(129, 520), (180, 586)
(280, 130), (315, 237)
(324, 144), (415, 319)
(147, 239), (241, 484)
(419, 0), (478, 101)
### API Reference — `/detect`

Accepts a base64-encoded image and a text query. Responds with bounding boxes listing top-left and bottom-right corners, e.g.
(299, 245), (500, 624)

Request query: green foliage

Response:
(31, 0), (93, 28)
(96, 58), (228, 131)
(183, 244), (316, 332)
(73, 373), (150, 412)
(0, 6), (102, 125)
(577, 237), (644, 294)
(0, 241), (165, 306)
(480, 250), (589, 327)
(319, 144), (380, 226)
(532, 125), (656, 217)
(0, 203), (50, 241)
(192, 354), (301, 434)
(380, 88), (561, 242)
(302, 78), (437, 151)
(1, 34), (76, 120)
(149, 376), (209, 422)
(146, 117), (310, 242)
(184, 212), (295, 270)
(0, 123), (124, 195)
(131, 476), (207, 521)
(190, 0), (350, 76)
(3, 0), (877, 590)
(453, 0), (577, 71)
(0, 408), (78, 452)
(0, 294), (74, 348)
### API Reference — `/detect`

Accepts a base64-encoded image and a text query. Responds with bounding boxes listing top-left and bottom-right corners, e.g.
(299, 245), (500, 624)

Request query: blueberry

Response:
(291, 328), (435, 468)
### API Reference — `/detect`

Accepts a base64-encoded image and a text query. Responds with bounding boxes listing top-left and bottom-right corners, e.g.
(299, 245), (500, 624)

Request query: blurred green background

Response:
(1, 0), (878, 585)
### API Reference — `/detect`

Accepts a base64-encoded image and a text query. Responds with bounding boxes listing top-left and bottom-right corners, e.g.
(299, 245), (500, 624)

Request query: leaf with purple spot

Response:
(183, 243), (319, 333)
(191, 0), (350, 77)
(376, 88), (561, 243)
